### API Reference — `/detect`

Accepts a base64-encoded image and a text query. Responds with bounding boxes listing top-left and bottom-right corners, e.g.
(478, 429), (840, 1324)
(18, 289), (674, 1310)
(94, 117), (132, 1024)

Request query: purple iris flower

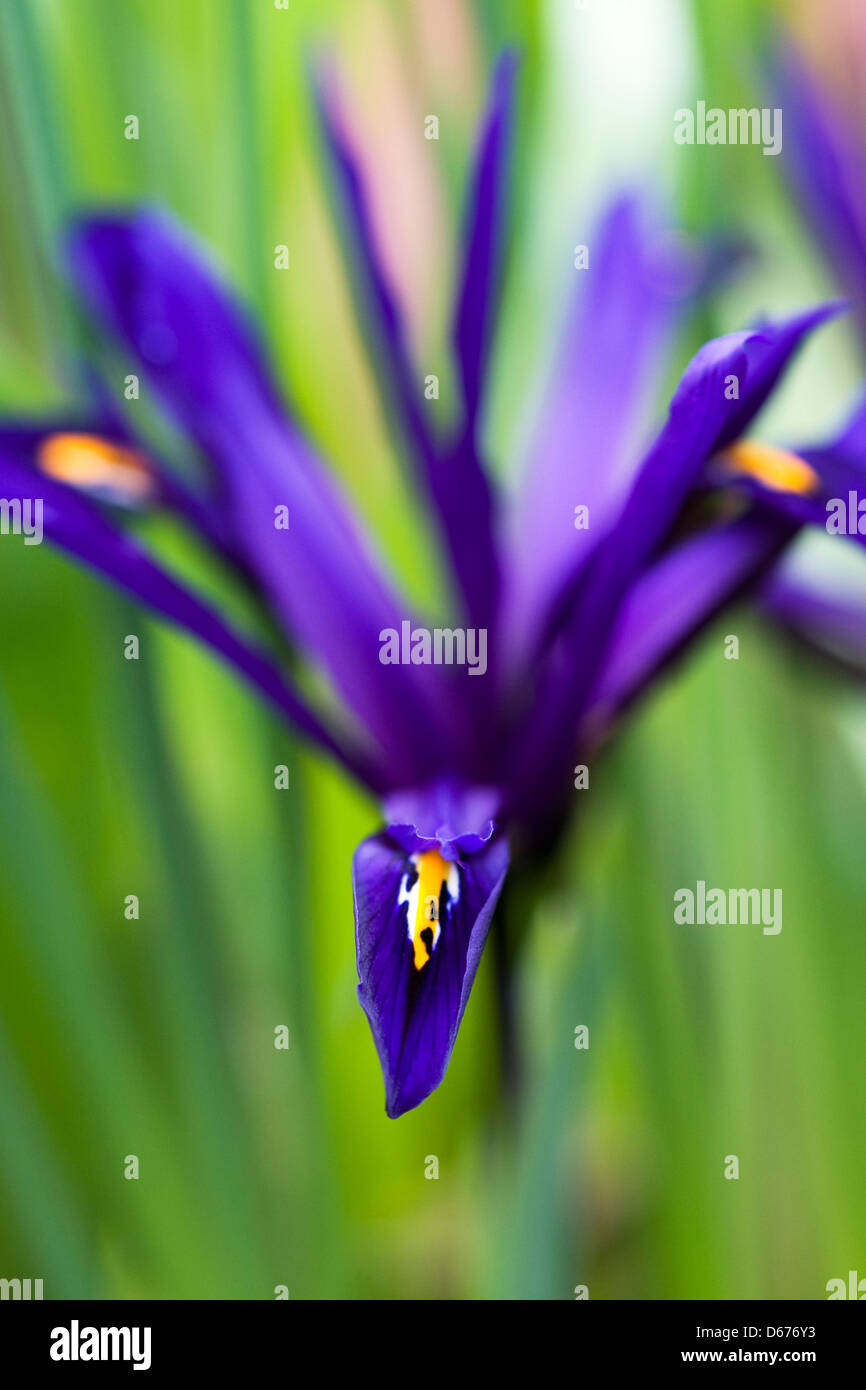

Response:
(0, 55), (859, 1116)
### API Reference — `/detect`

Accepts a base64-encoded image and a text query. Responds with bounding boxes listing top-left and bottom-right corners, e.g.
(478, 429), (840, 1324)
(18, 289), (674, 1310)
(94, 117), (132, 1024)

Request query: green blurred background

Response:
(1, 0), (865, 1300)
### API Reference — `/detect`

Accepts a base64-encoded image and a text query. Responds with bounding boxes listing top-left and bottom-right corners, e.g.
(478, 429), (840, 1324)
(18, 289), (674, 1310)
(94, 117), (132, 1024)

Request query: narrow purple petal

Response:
(453, 50), (518, 435)
(311, 59), (436, 467)
(314, 57), (509, 627)
(440, 50), (520, 629)
(353, 817), (508, 1117)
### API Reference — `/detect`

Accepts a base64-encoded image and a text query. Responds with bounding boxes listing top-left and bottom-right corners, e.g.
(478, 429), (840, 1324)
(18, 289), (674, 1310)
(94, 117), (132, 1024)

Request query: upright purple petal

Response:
(453, 50), (518, 437)
(313, 57), (510, 630)
(502, 195), (693, 672)
(353, 790), (508, 1117)
(311, 58), (437, 472)
(442, 49), (520, 628)
(774, 42), (866, 341)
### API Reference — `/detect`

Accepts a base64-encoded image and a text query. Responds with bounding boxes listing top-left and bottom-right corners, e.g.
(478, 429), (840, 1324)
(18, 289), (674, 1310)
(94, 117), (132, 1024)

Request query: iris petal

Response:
(314, 54), (512, 629)
(589, 513), (796, 723)
(353, 824), (508, 1117)
(66, 208), (451, 786)
(452, 49), (518, 439)
(504, 195), (690, 672)
(507, 306), (840, 825)
(0, 444), (381, 786)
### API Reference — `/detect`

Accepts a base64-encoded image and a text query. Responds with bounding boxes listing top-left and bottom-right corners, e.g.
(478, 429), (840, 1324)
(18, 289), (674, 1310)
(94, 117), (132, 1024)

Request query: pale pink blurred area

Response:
(410, 0), (483, 103)
(787, 0), (866, 122)
(332, 0), (484, 363)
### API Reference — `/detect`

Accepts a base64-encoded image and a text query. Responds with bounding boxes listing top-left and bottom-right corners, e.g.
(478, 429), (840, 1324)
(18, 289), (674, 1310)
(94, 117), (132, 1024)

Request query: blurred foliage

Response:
(0, 0), (864, 1300)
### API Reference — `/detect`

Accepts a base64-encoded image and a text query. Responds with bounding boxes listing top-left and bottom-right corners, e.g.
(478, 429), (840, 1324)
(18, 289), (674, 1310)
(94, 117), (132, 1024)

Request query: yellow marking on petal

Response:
(411, 849), (448, 972)
(37, 433), (156, 503)
(721, 439), (819, 497)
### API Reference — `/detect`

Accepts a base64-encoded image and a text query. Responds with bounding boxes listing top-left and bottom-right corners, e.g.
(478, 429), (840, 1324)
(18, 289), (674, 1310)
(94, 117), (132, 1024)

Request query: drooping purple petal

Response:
(0, 445), (384, 789)
(66, 209), (451, 783)
(353, 800), (509, 1117)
